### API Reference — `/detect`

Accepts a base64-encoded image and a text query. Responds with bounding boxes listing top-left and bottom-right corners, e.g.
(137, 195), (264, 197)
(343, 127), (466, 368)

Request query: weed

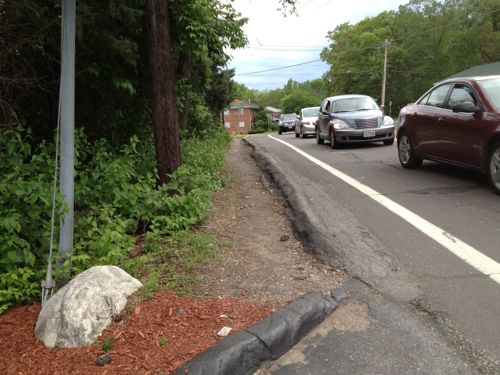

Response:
(102, 337), (113, 352)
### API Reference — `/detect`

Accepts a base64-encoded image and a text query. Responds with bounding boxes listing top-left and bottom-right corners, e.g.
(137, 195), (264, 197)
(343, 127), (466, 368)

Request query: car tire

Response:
(329, 130), (338, 149)
(300, 127), (305, 138)
(316, 128), (324, 145)
(398, 132), (422, 169)
(278, 128), (282, 135)
(487, 142), (500, 195)
(383, 138), (395, 146)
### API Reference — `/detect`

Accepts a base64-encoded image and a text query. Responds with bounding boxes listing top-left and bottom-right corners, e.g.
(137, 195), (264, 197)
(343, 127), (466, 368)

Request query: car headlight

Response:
(383, 116), (394, 126)
(332, 120), (350, 130)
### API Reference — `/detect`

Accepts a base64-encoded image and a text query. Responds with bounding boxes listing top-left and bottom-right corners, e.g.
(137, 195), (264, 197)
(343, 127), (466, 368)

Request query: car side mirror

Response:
(452, 101), (480, 113)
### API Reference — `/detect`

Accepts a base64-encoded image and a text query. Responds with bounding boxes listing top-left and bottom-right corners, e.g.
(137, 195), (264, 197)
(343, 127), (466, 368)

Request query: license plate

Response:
(363, 129), (376, 138)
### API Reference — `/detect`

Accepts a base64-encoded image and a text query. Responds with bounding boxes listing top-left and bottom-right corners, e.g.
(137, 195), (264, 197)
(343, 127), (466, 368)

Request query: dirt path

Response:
(197, 137), (346, 303)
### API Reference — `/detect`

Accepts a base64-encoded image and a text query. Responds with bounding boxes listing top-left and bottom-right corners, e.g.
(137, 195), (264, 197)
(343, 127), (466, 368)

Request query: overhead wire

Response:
(233, 6), (500, 77)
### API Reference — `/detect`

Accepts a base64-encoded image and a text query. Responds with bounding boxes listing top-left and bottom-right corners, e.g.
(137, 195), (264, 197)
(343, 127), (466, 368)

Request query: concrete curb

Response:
(174, 291), (337, 375)
(243, 136), (340, 267)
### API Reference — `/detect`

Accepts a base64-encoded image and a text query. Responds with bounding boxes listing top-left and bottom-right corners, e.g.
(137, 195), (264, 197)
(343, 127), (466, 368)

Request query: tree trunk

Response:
(146, 0), (181, 185)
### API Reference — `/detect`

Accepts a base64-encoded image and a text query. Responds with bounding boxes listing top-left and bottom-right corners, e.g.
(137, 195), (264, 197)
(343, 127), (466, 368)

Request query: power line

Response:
(247, 44), (326, 48)
(312, 0), (334, 12)
(235, 59), (321, 76)
(233, 6), (500, 78)
(245, 46), (324, 51)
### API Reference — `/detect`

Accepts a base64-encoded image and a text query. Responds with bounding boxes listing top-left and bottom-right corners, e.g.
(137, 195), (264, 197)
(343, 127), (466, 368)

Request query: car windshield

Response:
(332, 97), (378, 113)
(280, 114), (296, 121)
(302, 107), (319, 117)
(478, 77), (500, 112)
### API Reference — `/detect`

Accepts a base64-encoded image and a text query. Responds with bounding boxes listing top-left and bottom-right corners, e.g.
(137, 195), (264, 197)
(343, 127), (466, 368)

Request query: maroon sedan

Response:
(397, 75), (500, 194)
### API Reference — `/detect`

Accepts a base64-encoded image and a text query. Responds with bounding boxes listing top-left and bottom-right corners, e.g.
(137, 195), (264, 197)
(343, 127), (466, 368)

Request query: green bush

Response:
(0, 126), (230, 313)
(250, 110), (278, 134)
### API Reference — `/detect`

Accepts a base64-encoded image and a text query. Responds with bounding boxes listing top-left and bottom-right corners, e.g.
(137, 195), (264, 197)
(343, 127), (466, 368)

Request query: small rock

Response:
(176, 308), (185, 316)
(292, 273), (307, 281)
(295, 266), (305, 271)
(96, 354), (112, 366)
(280, 234), (290, 242)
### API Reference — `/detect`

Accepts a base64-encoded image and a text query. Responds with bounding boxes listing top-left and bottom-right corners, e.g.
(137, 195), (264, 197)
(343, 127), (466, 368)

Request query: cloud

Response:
(225, 0), (408, 90)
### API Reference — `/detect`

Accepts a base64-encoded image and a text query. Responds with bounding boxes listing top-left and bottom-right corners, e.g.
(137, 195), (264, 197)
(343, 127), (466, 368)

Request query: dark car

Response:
(397, 75), (500, 194)
(316, 94), (395, 148)
(278, 113), (297, 135)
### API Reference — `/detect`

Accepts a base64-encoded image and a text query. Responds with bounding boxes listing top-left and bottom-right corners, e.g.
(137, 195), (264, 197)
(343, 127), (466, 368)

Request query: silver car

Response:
(295, 106), (320, 138)
(316, 95), (395, 148)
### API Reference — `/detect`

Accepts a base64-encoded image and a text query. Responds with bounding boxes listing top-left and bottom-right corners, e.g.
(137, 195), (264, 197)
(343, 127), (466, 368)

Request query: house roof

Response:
(265, 106), (282, 113)
(229, 101), (259, 109)
(447, 61), (500, 79)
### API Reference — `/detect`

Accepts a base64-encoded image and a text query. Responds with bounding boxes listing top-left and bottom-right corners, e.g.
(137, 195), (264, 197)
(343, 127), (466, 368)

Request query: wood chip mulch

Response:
(0, 290), (276, 375)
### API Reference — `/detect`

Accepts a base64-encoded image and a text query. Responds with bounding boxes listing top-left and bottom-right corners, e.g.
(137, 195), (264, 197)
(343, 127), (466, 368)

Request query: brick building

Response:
(222, 100), (259, 134)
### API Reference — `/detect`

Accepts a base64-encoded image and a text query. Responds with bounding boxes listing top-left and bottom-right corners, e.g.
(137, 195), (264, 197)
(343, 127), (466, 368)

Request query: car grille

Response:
(355, 118), (379, 129)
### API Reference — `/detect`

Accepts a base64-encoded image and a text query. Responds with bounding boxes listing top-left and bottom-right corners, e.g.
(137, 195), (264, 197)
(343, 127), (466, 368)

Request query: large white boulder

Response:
(35, 265), (142, 348)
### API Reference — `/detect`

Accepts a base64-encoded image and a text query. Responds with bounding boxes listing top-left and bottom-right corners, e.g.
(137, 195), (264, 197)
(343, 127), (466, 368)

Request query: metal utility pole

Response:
(381, 39), (389, 112)
(58, 0), (76, 266)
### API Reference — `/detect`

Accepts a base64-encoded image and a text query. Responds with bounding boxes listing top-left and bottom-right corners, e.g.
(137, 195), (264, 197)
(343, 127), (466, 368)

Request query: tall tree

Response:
(146, 0), (181, 185)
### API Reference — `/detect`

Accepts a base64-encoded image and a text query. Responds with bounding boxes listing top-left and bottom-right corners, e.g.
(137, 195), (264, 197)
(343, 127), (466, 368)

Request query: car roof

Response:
(323, 94), (372, 101)
(436, 74), (500, 85)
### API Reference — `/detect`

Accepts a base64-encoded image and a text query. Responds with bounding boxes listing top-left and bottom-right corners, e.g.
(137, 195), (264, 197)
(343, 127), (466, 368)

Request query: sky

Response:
(225, 0), (409, 91)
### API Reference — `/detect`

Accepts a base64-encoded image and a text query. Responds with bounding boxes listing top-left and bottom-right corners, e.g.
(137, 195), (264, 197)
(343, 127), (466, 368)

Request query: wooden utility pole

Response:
(381, 39), (389, 112)
(146, 0), (181, 185)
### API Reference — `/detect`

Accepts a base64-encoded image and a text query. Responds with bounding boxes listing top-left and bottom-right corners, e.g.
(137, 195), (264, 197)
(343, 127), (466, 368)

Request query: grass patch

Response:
(128, 231), (218, 296)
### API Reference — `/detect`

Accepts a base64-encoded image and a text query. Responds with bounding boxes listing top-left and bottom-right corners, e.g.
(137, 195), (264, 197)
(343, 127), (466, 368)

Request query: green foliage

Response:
(0, 268), (40, 314)
(0, 126), (230, 313)
(237, 78), (328, 112)
(102, 337), (113, 352)
(0, 128), (65, 313)
(1, 0), (247, 144)
(159, 337), (169, 347)
(249, 110), (278, 134)
(280, 89), (321, 114)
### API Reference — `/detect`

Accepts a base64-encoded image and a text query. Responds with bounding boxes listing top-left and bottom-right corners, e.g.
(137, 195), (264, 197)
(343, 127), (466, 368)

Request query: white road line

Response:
(268, 134), (500, 284)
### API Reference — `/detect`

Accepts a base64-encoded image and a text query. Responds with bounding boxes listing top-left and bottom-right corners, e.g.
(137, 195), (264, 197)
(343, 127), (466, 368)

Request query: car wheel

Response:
(383, 138), (395, 146)
(398, 132), (422, 168)
(487, 142), (500, 194)
(278, 128), (282, 135)
(329, 130), (337, 149)
(316, 128), (324, 145)
(300, 127), (305, 138)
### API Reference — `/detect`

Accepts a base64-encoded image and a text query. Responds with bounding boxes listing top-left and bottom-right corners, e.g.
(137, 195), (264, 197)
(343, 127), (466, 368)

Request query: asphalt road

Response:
(248, 133), (500, 374)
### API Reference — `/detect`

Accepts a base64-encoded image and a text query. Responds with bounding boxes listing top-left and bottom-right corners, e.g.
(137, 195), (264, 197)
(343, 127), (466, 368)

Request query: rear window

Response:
(280, 114), (296, 121)
(302, 108), (319, 117)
